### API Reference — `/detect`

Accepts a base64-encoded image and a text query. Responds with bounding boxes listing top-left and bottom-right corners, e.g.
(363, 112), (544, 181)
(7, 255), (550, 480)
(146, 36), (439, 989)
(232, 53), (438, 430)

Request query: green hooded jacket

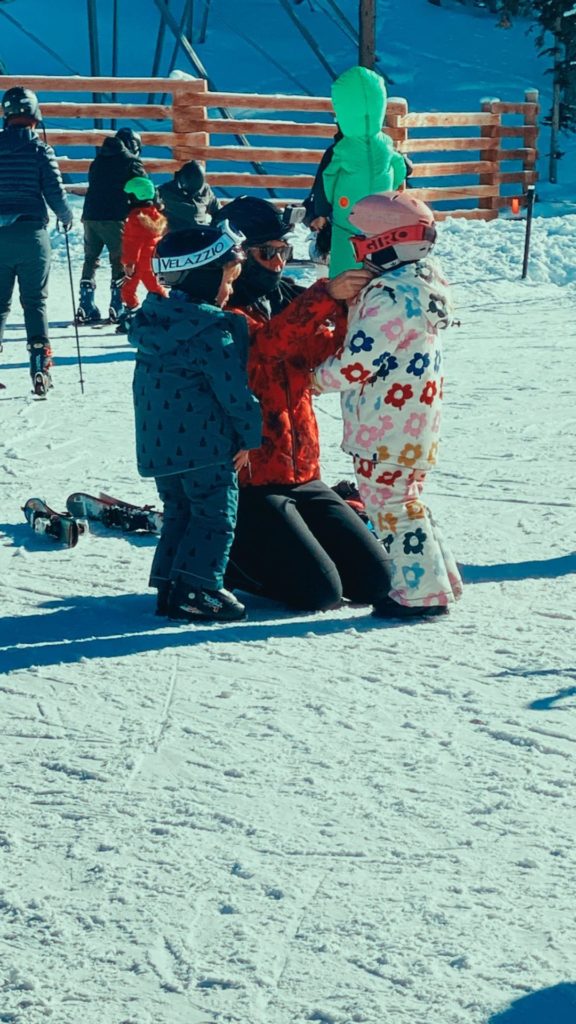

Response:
(322, 66), (407, 277)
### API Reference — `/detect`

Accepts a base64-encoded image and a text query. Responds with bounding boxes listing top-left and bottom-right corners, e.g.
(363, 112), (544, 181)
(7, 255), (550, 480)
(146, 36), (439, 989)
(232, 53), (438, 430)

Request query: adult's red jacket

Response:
(233, 280), (348, 487)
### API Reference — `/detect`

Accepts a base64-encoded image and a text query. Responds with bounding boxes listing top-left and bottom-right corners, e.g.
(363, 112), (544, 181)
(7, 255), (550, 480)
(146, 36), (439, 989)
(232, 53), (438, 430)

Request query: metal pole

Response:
(148, 0), (170, 103)
(86, 0), (103, 130)
(521, 184), (536, 280)
(548, 16), (562, 184)
(111, 0), (119, 130)
(63, 232), (86, 394)
(358, 0), (376, 70)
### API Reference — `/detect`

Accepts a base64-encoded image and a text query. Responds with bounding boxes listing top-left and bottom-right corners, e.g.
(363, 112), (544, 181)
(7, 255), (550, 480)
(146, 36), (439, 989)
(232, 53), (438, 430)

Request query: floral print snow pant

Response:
(353, 457), (463, 608)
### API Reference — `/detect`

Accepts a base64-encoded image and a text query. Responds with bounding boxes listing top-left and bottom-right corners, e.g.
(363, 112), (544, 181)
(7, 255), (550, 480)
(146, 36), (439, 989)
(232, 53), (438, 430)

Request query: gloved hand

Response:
(58, 219), (73, 233)
(123, 264), (135, 278)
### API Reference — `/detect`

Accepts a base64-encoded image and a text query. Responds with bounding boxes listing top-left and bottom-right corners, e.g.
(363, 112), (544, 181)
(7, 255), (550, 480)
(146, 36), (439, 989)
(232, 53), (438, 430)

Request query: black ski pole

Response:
(62, 227), (85, 393)
(521, 184), (536, 280)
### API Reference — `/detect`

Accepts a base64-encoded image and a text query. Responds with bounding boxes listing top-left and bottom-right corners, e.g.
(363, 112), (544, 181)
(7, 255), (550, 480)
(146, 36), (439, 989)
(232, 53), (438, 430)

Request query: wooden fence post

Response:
(386, 96), (408, 187)
(479, 98), (500, 214)
(171, 78), (209, 171)
(522, 88), (539, 199)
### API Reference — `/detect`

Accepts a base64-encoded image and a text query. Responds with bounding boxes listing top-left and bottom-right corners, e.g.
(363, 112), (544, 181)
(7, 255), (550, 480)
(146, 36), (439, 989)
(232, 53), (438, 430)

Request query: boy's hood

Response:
(331, 66), (387, 138)
(129, 291), (231, 356)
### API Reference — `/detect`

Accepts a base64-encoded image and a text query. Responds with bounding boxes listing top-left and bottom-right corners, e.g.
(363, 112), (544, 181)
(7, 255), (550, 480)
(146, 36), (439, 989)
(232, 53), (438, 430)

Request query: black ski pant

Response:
(81, 220), (124, 285)
(0, 222), (51, 368)
(225, 479), (391, 612)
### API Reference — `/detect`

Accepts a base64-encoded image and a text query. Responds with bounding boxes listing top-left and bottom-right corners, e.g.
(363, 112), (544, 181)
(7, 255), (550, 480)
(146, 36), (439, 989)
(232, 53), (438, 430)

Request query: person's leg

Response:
(169, 464), (238, 590)
(80, 221), (104, 283)
(14, 226), (52, 383)
(0, 229), (17, 348)
(226, 484), (345, 611)
(139, 247), (168, 297)
(354, 458), (462, 608)
(120, 274), (139, 310)
(149, 474), (189, 591)
(99, 221), (124, 284)
(291, 480), (391, 606)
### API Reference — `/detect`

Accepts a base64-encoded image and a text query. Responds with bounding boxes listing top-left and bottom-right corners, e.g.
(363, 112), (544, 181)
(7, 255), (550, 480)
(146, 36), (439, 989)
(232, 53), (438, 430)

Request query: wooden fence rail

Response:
(0, 75), (540, 221)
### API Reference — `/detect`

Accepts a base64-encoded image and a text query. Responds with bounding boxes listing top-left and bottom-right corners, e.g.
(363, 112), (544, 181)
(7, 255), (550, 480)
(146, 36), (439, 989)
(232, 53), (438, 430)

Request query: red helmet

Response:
(348, 191), (436, 271)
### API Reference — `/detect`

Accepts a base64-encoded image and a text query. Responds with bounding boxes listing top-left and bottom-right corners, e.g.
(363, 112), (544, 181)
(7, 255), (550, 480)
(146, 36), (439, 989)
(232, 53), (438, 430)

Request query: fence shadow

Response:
(487, 983), (576, 1023)
(461, 552), (576, 584)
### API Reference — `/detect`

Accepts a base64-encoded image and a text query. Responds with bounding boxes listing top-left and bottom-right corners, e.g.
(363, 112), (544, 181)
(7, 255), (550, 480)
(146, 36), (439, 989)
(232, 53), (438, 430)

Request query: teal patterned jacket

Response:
(129, 290), (262, 478)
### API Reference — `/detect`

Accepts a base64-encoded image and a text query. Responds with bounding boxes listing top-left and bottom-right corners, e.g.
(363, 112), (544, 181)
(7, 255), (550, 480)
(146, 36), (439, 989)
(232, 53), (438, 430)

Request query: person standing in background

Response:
(158, 159), (221, 231)
(0, 86), (73, 397)
(77, 127), (146, 324)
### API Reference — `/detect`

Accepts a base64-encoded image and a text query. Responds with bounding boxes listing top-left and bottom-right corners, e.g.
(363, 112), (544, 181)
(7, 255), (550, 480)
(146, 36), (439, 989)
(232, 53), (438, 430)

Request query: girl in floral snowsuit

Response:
(314, 192), (463, 617)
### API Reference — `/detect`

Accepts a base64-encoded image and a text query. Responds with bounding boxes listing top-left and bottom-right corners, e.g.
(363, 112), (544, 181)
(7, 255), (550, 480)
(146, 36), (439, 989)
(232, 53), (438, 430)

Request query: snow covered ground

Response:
(0, 209), (575, 1024)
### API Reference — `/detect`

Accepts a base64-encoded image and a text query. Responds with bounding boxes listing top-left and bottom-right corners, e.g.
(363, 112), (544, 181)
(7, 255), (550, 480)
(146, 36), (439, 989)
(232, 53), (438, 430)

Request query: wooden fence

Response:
(1, 75), (539, 221)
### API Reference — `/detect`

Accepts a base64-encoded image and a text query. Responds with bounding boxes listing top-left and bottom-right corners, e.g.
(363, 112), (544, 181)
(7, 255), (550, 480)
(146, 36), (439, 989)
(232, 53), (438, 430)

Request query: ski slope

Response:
(0, 210), (575, 1024)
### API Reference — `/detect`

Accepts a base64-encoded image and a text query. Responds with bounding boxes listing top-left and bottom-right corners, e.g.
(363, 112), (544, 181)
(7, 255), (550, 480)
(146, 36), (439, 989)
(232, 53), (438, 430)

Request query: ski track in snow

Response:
(0, 212), (575, 1024)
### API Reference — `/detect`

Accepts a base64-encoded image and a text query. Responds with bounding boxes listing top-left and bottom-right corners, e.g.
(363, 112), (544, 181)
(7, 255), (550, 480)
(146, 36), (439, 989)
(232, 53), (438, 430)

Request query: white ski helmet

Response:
(348, 191), (437, 272)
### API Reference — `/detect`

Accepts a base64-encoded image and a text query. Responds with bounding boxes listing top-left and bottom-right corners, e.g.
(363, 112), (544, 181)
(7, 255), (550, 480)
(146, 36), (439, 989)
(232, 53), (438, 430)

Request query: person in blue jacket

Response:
(129, 221), (262, 623)
(0, 86), (73, 397)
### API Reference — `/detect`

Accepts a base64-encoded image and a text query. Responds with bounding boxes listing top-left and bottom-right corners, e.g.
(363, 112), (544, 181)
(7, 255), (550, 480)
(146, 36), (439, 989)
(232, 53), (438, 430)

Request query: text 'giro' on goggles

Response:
(152, 221), (246, 275)
(248, 243), (293, 261)
(351, 223), (437, 264)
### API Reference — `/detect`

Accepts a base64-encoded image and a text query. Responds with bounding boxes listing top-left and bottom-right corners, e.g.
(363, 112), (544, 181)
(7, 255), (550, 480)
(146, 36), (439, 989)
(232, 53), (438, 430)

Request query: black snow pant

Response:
(0, 221), (51, 373)
(81, 220), (124, 284)
(225, 479), (391, 612)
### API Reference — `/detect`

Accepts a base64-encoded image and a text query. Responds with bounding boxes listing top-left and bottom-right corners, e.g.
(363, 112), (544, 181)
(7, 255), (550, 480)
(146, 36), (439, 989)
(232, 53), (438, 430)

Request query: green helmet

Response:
(124, 176), (155, 202)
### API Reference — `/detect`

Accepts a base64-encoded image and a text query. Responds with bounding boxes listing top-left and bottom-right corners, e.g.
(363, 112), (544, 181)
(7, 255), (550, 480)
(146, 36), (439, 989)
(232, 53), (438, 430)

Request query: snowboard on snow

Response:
(23, 497), (84, 548)
(65, 492), (163, 534)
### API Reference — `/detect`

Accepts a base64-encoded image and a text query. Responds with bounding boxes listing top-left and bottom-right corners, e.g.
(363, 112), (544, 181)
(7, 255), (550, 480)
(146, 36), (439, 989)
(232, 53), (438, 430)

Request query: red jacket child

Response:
(121, 177), (168, 309)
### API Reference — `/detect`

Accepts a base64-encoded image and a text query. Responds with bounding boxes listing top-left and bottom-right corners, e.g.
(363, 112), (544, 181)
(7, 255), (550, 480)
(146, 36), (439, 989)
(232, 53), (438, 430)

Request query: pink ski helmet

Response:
(348, 191), (437, 271)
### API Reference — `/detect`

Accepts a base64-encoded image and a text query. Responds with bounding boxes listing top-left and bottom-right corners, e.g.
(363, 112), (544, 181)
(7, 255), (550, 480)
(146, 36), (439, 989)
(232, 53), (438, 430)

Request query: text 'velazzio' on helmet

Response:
(152, 221), (246, 302)
(349, 191), (437, 272)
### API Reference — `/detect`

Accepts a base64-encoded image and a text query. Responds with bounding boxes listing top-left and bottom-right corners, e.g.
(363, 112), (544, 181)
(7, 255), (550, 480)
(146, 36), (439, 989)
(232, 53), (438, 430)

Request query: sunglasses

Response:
(248, 243), (293, 261)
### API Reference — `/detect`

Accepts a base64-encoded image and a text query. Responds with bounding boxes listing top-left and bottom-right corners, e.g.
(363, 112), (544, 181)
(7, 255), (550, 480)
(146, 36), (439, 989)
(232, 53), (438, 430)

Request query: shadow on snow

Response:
(460, 552), (576, 583)
(487, 983), (576, 1023)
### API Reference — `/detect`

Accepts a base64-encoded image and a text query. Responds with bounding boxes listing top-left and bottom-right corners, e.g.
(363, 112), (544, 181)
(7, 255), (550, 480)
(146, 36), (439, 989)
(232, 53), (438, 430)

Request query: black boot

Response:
(372, 597), (449, 620)
(155, 581), (172, 617)
(168, 580), (246, 622)
(77, 280), (101, 323)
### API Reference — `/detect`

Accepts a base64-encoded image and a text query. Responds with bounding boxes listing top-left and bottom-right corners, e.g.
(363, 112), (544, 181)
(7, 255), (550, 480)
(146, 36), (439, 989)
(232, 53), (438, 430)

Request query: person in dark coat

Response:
(129, 220), (262, 623)
(212, 196), (393, 613)
(158, 160), (221, 231)
(77, 127), (146, 323)
(0, 86), (73, 397)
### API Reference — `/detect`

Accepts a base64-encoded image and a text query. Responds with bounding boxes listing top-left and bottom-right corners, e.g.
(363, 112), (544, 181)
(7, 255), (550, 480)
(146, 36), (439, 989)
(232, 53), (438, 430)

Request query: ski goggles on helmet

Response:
(247, 242), (293, 262)
(152, 221), (246, 276)
(351, 223), (437, 266)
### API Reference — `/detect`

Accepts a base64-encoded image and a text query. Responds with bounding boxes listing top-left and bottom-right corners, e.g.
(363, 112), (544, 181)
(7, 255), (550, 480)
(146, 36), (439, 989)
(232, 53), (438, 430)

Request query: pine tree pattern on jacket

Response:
(130, 292), (262, 479)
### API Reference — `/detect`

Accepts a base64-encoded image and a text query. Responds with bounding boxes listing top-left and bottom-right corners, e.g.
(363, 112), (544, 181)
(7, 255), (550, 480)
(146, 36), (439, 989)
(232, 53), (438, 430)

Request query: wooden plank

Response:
(189, 118), (336, 137)
(41, 102), (172, 119)
(498, 148), (537, 162)
(206, 172), (315, 188)
(56, 158), (179, 172)
(190, 144), (325, 163)
(0, 74), (205, 92)
(494, 126), (528, 138)
(204, 92), (333, 112)
(408, 185), (500, 201)
(499, 170), (538, 185)
(400, 137), (496, 153)
(402, 112), (500, 127)
(47, 130), (205, 147)
(491, 102), (539, 115)
(410, 161), (498, 177)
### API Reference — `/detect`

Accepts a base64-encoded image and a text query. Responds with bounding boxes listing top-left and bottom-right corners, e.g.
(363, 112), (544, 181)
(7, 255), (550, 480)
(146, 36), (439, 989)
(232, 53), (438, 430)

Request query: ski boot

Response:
(28, 340), (53, 398)
(109, 278), (124, 323)
(115, 305), (137, 335)
(76, 280), (101, 323)
(168, 580), (247, 623)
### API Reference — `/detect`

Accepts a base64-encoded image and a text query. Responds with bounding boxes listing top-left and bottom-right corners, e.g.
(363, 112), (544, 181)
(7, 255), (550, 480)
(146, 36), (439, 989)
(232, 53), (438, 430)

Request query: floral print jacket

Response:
(314, 258), (454, 471)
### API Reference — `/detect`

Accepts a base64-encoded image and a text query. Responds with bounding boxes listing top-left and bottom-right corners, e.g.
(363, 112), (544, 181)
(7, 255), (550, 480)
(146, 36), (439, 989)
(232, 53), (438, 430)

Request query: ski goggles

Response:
(247, 242), (293, 262)
(152, 221), (246, 275)
(351, 223), (436, 265)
